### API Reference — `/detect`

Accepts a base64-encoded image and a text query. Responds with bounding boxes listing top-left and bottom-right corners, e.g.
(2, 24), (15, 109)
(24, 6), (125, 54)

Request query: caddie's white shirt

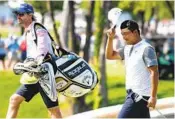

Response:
(122, 40), (157, 96)
(25, 21), (54, 60)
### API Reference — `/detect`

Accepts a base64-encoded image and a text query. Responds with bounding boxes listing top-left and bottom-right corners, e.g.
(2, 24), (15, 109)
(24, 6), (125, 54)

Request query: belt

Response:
(127, 89), (150, 102)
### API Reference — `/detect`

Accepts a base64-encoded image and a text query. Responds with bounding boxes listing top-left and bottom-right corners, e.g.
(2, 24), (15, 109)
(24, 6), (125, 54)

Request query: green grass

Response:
(0, 61), (174, 118)
(106, 60), (126, 105)
(0, 26), (21, 38)
(0, 71), (69, 118)
(157, 80), (174, 98)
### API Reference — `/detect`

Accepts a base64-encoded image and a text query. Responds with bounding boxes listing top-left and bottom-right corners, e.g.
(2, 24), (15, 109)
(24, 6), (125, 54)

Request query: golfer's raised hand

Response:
(147, 97), (157, 108)
(106, 26), (116, 39)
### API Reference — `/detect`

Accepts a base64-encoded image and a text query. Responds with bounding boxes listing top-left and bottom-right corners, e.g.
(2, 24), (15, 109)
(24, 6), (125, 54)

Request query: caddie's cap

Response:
(13, 3), (34, 14)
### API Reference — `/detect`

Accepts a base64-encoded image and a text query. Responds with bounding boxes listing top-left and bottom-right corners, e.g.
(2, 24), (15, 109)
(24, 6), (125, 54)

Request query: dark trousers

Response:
(118, 89), (150, 118)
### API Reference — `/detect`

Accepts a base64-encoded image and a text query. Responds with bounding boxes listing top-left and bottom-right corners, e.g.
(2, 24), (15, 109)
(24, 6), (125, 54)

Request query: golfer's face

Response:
(121, 28), (136, 45)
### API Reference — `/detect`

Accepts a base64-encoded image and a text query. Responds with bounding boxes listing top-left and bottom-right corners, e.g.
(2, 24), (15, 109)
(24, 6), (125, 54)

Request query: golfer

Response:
(105, 20), (159, 118)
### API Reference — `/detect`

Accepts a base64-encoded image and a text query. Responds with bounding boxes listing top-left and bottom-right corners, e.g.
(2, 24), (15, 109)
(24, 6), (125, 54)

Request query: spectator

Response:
(7, 36), (20, 69)
(159, 38), (174, 79)
(0, 34), (7, 70)
(19, 37), (27, 62)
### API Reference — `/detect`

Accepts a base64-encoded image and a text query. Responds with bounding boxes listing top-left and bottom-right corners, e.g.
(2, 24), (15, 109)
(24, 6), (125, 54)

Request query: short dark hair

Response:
(120, 20), (140, 35)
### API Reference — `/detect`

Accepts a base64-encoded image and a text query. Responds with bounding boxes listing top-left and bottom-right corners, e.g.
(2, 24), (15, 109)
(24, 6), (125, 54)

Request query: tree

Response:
(99, 0), (113, 107)
(69, 1), (80, 54)
(94, 1), (105, 59)
(71, 1), (96, 114)
(118, 1), (174, 35)
(68, 1), (89, 114)
(46, 1), (62, 47)
(83, 1), (95, 62)
(59, 0), (69, 49)
(165, 1), (174, 18)
(93, 1), (112, 108)
(28, 1), (47, 24)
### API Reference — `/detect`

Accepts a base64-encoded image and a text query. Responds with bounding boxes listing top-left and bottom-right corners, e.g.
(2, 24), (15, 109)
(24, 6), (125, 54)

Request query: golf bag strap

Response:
(33, 22), (69, 57)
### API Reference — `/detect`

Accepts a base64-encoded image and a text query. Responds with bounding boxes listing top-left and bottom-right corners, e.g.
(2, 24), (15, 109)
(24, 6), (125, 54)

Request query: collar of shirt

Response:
(25, 21), (35, 33)
(133, 40), (143, 49)
(127, 40), (143, 56)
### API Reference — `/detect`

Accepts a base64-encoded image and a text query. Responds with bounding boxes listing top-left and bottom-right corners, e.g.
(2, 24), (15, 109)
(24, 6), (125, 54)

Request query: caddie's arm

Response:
(105, 27), (123, 60)
(143, 47), (159, 108)
(36, 28), (49, 65)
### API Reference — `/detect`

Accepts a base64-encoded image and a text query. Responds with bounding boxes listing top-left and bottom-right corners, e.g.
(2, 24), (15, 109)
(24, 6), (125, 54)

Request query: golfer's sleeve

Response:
(143, 46), (158, 67)
(117, 47), (124, 60)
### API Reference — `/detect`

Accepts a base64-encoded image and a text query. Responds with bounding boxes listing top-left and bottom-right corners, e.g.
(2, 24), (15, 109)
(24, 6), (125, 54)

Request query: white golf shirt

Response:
(118, 40), (158, 96)
(25, 21), (54, 62)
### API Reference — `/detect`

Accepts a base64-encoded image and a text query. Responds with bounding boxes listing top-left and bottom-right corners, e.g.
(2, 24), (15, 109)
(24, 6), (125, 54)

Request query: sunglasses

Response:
(15, 13), (26, 17)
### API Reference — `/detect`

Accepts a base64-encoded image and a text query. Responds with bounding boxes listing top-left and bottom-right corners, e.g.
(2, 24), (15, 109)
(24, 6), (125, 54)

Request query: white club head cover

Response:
(108, 8), (122, 26)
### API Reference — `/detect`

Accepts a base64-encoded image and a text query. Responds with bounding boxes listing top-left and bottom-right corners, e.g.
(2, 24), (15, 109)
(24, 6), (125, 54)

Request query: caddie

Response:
(6, 3), (62, 118)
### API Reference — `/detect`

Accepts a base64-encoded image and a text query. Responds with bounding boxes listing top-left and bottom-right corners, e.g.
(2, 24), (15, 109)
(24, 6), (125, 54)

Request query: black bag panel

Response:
(63, 61), (92, 79)
(57, 53), (79, 70)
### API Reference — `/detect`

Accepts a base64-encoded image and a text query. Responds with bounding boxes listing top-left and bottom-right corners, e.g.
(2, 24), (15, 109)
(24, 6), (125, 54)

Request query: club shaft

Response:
(142, 97), (167, 119)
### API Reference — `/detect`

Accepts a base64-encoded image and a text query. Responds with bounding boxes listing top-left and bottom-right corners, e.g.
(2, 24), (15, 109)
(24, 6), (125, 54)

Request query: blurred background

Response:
(0, 0), (174, 118)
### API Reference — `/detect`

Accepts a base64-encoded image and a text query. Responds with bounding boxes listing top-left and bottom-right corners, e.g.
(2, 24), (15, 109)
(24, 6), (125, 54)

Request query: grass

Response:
(106, 60), (126, 105)
(0, 25), (21, 38)
(0, 71), (70, 118)
(0, 61), (174, 118)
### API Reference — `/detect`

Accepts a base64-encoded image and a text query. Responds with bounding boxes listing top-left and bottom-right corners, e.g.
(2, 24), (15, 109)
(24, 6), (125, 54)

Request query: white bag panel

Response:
(55, 56), (72, 66)
(55, 78), (68, 90)
(60, 85), (91, 97)
(63, 58), (82, 72)
(71, 69), (93, 86)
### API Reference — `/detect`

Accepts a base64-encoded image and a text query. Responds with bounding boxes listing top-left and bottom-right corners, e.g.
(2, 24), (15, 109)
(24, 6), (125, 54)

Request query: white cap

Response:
(108, 8), (122, 26)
